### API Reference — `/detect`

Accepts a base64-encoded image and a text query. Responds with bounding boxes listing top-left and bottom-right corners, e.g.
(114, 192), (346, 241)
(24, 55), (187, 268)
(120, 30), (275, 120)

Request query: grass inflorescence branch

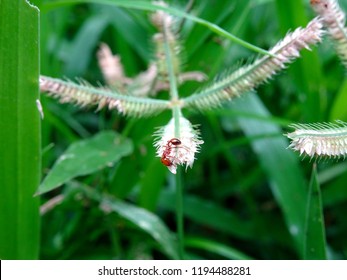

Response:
(40, 76), (169, 117)
(182, 18), (324, 111)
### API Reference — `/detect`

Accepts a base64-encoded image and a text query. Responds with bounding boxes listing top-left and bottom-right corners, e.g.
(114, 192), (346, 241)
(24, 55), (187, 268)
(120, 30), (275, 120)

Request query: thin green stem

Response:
(175, 167), (184, 259)
(162, 13), (185, 259)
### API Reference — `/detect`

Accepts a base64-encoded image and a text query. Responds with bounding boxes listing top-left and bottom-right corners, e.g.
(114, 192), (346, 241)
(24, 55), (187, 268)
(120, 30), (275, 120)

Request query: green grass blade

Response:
(81, 186), (178, 259)
(139, 158), (166, 211)
(103, 198), (179, 259)
(185, 237), (253, 260)
(330, 78), (347, 121)
(100, 6), (151, 62)
(159, 190), (254, 240)
(0, 0), (40, 259)
(64, 14), (109, 76)
(304, 165), (327, 260)
(185, 1), (242, 57)
(319, 163), (347, 207)
(40, 0), (272, 56)
(275, 0), (324, 121)
(230, 93), (308, 256)
(38, 131), (133, 195)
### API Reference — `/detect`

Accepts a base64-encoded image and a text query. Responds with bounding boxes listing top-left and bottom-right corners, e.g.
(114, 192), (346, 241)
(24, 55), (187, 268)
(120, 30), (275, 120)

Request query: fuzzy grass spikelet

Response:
(97, 43), (131, 91)
(151, 2), (182, 81)
(154, 116), (203, 174)
(311, 0), (347, 67)
(286, 121), (347, 158)
(40, 76), (169, 117)
(183, 17), (324, 110)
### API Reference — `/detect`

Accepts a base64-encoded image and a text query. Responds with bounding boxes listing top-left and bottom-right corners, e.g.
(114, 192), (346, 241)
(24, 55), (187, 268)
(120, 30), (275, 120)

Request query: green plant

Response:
(40, 8), (323, 173)
(33, 0), (347, 260)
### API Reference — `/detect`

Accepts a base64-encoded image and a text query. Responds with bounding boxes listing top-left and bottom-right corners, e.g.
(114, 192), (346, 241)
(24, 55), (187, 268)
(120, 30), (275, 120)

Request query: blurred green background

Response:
(3, 0), (347, 260)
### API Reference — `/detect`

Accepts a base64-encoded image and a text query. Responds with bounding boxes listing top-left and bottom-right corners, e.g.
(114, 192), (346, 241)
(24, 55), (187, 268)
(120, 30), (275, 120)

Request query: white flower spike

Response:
(154, 116), (204, 174)
(286, 121), (347, 158)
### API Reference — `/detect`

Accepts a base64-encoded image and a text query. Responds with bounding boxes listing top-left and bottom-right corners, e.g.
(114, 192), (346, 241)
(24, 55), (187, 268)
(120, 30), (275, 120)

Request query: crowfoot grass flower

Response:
(154, 116), (203, 174)
(286, 121), (347, 158)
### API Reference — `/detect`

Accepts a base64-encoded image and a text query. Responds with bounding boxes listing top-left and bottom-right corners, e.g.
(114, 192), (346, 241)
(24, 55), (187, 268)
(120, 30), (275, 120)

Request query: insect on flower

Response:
(154, 116), (204, 174)
(160, 138), (183, 166)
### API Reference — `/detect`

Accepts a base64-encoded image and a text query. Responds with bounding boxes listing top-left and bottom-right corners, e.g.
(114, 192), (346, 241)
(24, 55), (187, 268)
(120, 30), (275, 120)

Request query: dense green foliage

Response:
(4, 0), (346, 259)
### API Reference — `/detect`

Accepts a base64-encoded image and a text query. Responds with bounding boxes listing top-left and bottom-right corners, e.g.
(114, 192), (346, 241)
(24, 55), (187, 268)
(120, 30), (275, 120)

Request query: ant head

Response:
(169, 138), (181, 146)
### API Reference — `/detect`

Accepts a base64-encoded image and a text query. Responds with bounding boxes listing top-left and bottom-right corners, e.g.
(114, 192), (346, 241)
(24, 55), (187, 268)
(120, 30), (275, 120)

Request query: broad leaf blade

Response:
(0, 0), (40, 259)
(304, 165), (327, 260)
(38, 131), (133, 195)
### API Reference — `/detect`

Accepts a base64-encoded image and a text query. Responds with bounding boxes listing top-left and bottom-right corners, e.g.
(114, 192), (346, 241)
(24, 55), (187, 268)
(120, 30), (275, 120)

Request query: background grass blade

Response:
(64, 14), (110, 77)
(37, 131), (133, 195)
(275, 0), (325, 122)
(229, 93), (308, 257)
(40, 0), (272, 56)
(159, 190), (255, 240)
(185, 237), (253, 260)
(24, 0), (347, 260)
(330, 79), (347, 121)
(304, 164), (327, 260)
(0, 0), (40, 259)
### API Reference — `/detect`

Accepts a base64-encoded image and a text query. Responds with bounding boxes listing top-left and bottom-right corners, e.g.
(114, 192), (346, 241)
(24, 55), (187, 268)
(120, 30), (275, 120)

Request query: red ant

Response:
(161, 138), (182, 167)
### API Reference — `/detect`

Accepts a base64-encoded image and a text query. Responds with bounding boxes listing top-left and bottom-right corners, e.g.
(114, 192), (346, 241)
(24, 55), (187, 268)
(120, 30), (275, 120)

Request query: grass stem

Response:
(175, 167), (185, 259)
